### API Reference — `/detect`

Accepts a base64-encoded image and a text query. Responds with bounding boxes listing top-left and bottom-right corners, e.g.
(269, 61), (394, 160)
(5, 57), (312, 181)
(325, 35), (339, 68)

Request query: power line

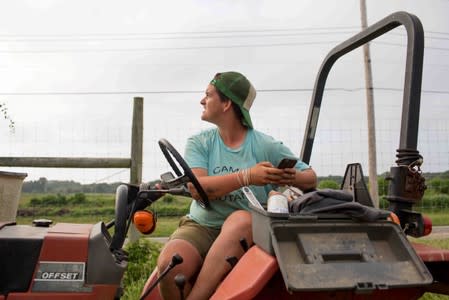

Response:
(1, 30), (448, 43)
(0, 40), (344, 54)
(1, 40), (448, 54)
(0, 37), (447, 54)
(426, 30), (449, 36)
(1, 87), (448, 96)
(375, 41), (449, 52)
(93, 169), (128, 184)
(0, 31), (360, 43)
(0, 27), (447, 38)
(0, 26), (361, 38)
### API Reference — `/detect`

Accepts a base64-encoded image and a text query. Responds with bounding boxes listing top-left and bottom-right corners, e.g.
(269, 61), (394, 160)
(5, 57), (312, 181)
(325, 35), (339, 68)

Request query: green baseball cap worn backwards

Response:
(210, 71), (256, 129)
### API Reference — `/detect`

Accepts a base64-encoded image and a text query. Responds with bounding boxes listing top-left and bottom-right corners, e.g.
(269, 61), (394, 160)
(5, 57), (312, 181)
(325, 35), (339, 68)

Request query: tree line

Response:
(22, 170), (449, 195)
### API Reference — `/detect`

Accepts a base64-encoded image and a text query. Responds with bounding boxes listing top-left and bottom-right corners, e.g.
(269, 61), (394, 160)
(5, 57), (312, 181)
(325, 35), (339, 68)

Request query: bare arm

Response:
(292, 168), (317, 191)
(188, 162), (317, 201)
(188, 168), (241, 201)
(188, 162), (285, 201)
(278, 167), (318, 191)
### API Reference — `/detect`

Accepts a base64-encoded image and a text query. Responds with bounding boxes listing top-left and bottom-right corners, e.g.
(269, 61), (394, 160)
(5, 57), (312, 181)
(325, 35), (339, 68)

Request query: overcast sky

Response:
(1, 0), (448, 183)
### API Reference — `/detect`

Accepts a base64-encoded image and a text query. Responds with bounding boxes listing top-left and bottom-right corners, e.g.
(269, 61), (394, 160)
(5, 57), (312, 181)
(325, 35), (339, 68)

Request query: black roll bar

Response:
(300, 11), (424, 164)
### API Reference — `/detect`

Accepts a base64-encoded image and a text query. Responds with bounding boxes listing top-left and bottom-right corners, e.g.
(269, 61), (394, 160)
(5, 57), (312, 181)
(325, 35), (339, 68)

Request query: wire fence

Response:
(2, 92), (448, 213)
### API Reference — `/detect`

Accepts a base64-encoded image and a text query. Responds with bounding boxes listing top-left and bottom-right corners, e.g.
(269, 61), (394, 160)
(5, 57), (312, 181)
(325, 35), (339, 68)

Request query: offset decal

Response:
(32, 261), (91, 292)
(34, 261), (85, 282)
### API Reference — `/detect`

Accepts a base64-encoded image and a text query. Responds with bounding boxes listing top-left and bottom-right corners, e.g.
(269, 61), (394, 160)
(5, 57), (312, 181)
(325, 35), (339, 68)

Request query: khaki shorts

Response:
(169, 216), (221, 259)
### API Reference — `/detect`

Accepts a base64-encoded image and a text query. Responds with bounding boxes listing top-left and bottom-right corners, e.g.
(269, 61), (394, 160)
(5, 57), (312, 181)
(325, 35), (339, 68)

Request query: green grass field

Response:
(16, 192), (449, 227)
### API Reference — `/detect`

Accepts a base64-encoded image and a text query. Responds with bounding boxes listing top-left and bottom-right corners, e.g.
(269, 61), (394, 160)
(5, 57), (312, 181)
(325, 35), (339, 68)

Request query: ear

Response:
(222, 99), (233, 112)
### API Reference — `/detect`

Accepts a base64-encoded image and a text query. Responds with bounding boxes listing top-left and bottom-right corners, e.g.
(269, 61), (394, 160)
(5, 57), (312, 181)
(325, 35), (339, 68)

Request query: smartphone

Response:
(277, 157), (298, 169)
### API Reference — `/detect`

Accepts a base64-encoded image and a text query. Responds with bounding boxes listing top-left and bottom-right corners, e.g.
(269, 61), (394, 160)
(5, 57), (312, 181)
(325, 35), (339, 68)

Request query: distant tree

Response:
(0, 102), (15, 132)
(38, 177), (48, 193)
(70, 193), (87, 204)
(427, 177), (449, 194)
(47, 180), (82, 193)
(317, 176), (343, 185)
(377, 175), (389, 196)
(318, 179), (340, 189)
(22, 179), (122, 193)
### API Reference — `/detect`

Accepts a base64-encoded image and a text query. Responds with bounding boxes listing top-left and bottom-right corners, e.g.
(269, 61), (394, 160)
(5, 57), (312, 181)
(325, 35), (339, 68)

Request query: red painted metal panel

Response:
(412, 242), (449, 262)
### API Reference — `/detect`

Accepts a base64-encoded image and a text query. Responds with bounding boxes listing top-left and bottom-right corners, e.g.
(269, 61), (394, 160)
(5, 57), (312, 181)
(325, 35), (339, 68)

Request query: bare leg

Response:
(187, 210), (253, 300)
(158, 239), (203, 300)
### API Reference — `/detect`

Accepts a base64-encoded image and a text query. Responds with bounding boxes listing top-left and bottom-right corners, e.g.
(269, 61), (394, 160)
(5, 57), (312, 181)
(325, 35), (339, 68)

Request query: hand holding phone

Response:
(277, 157), (298, 169)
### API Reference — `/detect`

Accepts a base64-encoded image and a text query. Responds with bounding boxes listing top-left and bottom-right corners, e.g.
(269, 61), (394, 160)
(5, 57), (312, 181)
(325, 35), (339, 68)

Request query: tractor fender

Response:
(211, 245), (278, 300)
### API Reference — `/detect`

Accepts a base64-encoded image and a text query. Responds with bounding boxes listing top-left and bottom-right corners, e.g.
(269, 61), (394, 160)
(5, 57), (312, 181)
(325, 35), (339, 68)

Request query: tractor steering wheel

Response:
(158, 138), (210, 209)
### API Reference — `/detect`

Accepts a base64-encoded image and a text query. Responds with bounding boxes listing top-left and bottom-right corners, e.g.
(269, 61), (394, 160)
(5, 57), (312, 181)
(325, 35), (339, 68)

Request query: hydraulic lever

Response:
(139, 254), (183, 300)
(174, 273), (186, 300)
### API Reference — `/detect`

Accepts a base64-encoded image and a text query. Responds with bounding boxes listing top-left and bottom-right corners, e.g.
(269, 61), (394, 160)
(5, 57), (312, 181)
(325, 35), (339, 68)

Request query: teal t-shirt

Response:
(184, 128), (309, 228)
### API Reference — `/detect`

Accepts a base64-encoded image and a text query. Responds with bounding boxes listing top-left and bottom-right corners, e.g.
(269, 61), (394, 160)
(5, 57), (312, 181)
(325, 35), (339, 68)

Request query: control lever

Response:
(160, 171), (176, 189)
(239, 237), (249, 252)
(160, 171), (191, 189)
(225, 256), (238, 268)
(174, 273), (186, 300)
(225, 237), (249, 269)
(140, 254), (183, 300)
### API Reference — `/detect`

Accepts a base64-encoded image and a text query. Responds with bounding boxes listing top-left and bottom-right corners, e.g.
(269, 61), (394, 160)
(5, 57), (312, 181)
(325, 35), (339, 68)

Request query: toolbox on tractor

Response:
(250, 196), (433, 294)
(249, 162), (433, 294)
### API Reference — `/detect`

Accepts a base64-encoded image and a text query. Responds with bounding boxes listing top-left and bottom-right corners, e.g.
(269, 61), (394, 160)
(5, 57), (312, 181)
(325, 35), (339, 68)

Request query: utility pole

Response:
(360, 0), (379, 207)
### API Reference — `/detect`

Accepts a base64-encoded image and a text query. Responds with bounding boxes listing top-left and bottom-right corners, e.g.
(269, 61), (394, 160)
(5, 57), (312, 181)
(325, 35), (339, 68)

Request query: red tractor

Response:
(1, 11), (448, 300)
(142, 11), (449, 300)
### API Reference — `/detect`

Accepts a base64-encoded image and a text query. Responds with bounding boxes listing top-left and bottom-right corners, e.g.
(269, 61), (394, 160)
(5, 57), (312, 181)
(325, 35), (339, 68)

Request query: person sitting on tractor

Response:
(156, 71), (317, 300)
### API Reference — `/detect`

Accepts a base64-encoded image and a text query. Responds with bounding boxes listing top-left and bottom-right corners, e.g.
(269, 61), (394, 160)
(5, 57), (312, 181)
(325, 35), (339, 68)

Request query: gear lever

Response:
(239, 237), (249, 252)
(140, 254), (183, 300)
(174, 273), (186, 300)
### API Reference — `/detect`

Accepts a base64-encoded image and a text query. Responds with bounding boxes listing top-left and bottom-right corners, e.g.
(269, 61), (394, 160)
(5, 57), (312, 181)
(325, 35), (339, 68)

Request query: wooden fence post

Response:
(130, 97), (143, 185)
(129, 97), (144, 242)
